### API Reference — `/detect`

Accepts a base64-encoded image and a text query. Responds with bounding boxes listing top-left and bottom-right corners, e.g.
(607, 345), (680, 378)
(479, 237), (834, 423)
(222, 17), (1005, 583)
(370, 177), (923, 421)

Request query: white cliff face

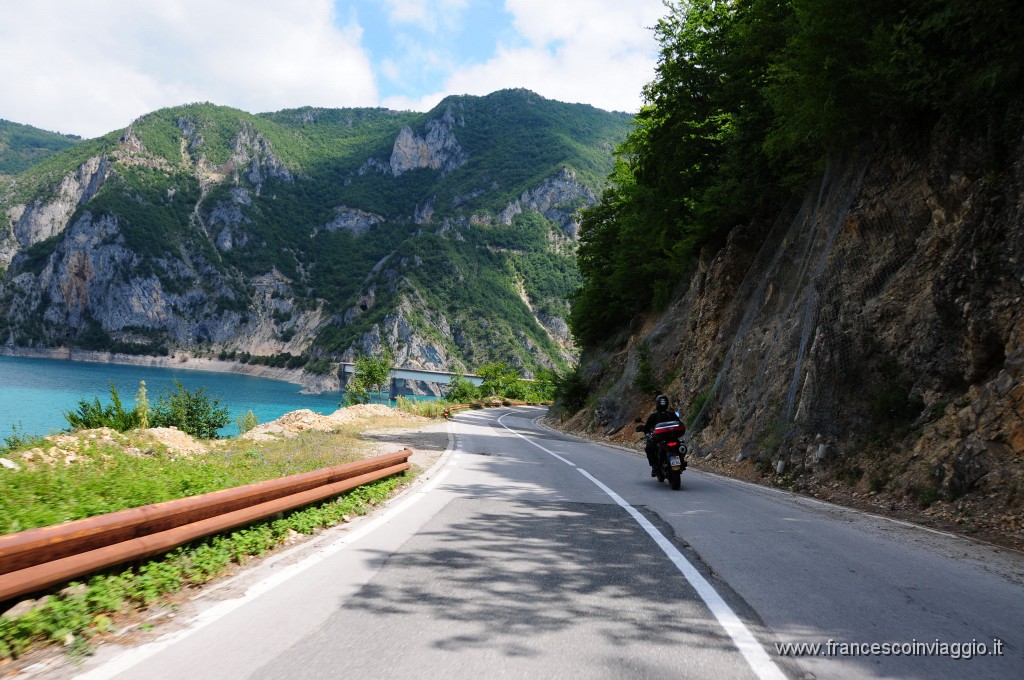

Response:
(389, 107), (468, 177)
(498, 167), (596, 238)
(0, 156), (108, 269)
(313, 207), (384, 236)
(178, 118), (292, 195)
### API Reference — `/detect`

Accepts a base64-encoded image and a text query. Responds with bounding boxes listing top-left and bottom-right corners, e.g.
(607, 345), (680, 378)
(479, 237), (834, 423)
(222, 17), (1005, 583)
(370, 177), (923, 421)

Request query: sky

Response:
(0, 0), (668, 139)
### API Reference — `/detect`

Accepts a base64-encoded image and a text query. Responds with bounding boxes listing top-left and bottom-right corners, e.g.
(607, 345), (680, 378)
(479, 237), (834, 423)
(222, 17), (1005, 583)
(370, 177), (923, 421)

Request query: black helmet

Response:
(655, 395), (669, 412)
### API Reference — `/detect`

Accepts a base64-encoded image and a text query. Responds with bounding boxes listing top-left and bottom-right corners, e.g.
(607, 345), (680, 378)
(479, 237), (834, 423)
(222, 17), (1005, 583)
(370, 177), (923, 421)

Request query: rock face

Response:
(389, 106), (468, 177)
(1, 155), (108, 268)
(315, 207), (384, 236)
(567, 125), (1024, 527)
(499, 167), (596, 238)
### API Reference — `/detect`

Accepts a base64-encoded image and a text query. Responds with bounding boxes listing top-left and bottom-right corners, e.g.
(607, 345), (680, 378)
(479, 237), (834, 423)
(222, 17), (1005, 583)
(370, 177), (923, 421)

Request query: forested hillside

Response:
(0, 120), (81, 175)
(0, 90), (631, 386)
(573, 0), (1023, 344)
(562, 0), (1024, 543)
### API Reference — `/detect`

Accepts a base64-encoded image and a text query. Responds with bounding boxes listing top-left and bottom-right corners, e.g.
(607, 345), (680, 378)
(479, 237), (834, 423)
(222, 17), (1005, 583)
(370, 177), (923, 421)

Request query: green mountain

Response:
(0, 90), (631, 385)
(0, 120), (82, 175)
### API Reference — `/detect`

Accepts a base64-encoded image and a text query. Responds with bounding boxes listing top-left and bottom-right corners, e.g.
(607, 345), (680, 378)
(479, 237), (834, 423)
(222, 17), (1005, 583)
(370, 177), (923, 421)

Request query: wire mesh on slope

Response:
(686, 154), (925, 460)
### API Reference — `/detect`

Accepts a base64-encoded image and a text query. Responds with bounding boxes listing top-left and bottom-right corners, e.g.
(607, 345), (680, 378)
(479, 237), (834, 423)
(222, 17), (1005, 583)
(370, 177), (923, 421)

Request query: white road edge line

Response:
(74, 461), (456, 680)
(497, 411), (788, 680)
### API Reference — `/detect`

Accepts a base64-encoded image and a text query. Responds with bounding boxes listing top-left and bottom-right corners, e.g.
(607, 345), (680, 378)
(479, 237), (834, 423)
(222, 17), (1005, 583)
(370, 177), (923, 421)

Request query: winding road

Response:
(60, 406), (1022, 680)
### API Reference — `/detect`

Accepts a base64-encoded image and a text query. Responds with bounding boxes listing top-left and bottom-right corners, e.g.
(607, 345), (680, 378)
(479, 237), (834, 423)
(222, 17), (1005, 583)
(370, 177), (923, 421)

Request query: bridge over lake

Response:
(337, 363), (484, 389)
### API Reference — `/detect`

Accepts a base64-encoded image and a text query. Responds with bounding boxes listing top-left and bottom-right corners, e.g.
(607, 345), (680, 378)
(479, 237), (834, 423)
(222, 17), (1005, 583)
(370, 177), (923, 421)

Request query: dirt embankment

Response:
(4, 405), (449, 474)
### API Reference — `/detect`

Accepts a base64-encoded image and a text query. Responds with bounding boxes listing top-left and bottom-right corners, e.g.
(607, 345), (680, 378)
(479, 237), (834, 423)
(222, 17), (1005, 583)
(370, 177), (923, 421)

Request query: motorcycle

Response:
(636, 418), (688, 490)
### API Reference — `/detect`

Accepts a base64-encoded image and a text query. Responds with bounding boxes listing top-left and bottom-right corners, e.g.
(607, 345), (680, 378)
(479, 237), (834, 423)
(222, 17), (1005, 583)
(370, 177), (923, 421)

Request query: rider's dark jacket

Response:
(643, 409), (679, 435)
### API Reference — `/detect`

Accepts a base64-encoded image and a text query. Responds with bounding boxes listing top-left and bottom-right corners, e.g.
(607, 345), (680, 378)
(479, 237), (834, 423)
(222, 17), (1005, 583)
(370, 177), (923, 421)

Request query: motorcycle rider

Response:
(641, 394), (679, 476)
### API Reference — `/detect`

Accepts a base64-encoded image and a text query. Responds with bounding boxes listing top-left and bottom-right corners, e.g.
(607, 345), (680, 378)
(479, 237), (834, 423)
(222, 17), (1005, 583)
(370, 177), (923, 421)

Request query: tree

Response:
(64, 382), (140, 432)
(444, 374), (479, 403)
(347, 351), (394, 404)
(551, 365), (589, 414)
(477, 362), (527, 400)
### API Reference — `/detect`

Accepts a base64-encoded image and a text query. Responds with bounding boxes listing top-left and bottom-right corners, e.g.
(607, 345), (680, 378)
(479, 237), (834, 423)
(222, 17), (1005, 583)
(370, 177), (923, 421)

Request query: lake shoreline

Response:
(0, 346), (342, 395)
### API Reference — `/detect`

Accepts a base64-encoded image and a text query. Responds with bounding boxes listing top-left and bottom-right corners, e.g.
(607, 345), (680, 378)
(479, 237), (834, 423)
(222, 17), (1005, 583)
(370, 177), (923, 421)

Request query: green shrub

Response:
(64, 383), (141, 432)
(552, 365), (589, 414)
(395, 396), (445, 418)
(235, 410), (259, 435)
(632, 344), (660, 396)
(151, 380), (230, 439)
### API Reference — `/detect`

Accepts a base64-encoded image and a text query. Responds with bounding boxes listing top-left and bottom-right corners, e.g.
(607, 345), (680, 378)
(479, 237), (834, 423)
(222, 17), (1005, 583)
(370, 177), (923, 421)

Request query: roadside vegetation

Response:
(64, 380), (229, 439)
(0, 404), (424, 662)
(0, 474), (404, 660)
(571, 0), (1024, 346)
(441, 362), (555, 405)
(0, 361), (555, 662)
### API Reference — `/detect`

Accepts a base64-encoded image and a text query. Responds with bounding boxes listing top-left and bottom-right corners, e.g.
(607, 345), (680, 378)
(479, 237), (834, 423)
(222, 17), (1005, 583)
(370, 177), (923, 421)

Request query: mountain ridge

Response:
(0, 90), (632, 390)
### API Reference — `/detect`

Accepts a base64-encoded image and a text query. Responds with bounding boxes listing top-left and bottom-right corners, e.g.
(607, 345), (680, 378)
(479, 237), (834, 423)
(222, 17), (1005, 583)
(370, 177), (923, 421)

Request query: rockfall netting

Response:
(686, 154), (925, 464)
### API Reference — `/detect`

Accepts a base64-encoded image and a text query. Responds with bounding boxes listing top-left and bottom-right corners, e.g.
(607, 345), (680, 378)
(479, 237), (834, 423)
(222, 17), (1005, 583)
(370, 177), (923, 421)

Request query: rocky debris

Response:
(0, 457), (19, 470)
(139, 427), (208, 455)
(240, 404), (421, 441)
(17, 428), (128, 467)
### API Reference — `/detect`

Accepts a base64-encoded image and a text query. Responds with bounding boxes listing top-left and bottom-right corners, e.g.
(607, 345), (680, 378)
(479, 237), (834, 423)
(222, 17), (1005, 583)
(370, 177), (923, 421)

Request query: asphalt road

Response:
(65, 407), (1022, 680)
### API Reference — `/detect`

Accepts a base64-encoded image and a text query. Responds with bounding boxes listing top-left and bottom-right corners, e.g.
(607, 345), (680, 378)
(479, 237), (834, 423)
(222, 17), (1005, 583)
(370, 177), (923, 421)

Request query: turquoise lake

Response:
(0, 355), (349, 439)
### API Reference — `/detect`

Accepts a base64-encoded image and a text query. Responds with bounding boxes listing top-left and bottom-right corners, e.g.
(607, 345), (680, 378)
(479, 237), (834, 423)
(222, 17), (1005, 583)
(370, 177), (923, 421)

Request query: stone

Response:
(994, 369), (1015, 397)
(0, 457), (19, 470)
(59, 583), (88, 599)
(1, 596), (48, 619)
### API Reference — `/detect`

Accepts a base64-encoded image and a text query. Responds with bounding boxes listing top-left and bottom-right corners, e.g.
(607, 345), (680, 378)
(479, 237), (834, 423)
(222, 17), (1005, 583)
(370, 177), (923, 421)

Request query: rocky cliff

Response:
(563, 125), (1024, 548)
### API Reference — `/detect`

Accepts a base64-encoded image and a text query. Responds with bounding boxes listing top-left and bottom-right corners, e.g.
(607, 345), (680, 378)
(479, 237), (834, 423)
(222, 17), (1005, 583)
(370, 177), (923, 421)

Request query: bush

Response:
(65, 383), (141, 432)
(395, 396), (445, 418)
(235, 410), (259, 435)
(151, 380), (230, 439)
(477, 362), (528, 400)
(632, 344), (660, 396)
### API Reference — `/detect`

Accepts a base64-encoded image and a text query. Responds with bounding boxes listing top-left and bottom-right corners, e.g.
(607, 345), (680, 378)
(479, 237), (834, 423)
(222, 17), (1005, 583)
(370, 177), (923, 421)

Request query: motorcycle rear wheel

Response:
(668, 469), (681, 490)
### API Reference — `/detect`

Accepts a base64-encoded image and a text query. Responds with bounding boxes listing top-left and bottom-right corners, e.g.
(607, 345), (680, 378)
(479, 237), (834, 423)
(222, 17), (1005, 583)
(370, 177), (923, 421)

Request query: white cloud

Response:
(377, 0), (469, 32)
(382, 0), (665, 113)
(0, 0), (378, 138)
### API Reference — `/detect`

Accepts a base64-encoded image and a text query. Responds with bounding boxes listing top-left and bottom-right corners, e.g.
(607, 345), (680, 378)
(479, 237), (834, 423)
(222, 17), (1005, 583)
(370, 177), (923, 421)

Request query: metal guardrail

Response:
(0, 450), (411, 602)
(442, 401), (552, 418)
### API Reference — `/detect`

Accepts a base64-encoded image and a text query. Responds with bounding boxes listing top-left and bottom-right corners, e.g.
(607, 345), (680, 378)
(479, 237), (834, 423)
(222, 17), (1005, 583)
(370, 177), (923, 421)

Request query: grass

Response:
(395, 396), (446, 418)
(0, 412), (431, 660)
(0, 434), (360, 534)
(0, 474), (406, 660)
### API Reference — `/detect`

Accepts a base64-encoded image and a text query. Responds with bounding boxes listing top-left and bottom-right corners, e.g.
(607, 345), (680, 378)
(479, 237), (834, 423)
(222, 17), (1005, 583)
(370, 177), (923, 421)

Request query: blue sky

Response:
(0, 0), (667, 139)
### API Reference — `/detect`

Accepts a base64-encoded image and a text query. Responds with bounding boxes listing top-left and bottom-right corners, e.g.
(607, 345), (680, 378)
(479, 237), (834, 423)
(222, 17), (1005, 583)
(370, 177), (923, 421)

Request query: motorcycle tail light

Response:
(666, 441), (678, 447)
